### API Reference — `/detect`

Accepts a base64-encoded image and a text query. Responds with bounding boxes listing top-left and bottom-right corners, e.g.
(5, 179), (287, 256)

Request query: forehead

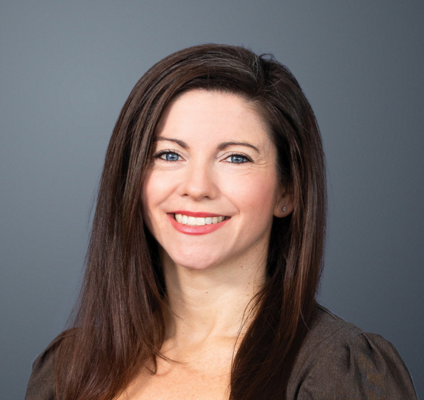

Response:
(155, 90), (272, 146)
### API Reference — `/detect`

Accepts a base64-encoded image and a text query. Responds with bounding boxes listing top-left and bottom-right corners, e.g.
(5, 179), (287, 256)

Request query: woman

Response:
(25, 44), (417, 399)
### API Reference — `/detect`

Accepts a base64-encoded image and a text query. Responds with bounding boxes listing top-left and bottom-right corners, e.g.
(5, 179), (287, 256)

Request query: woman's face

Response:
(142, 90), (290, 271)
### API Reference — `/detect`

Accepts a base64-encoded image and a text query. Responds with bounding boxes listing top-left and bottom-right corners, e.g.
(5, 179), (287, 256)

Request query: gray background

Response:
(1, 1), (422, 398)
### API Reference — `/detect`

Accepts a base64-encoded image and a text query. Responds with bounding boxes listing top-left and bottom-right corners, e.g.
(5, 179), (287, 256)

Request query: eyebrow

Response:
(154, 137), (189, 149)
(218, 141), (260, 153)
(154, 137), (260, 153)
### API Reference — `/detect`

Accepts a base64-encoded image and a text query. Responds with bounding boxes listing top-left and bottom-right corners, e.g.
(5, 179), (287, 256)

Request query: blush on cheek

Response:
(239, 181), (277, 209)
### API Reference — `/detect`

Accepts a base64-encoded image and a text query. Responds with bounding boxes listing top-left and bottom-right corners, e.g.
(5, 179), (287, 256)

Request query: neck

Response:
(162, 251), (267, 347)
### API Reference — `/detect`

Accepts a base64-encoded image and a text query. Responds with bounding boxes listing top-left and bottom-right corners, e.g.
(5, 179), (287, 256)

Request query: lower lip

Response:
(168, 214), (230, 235)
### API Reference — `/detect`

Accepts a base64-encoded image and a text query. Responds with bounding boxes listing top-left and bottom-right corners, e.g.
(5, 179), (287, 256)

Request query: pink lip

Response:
(167, 213), (230, 235)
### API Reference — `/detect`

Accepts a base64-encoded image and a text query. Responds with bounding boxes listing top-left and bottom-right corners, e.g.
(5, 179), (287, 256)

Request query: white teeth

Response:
(174, 214), (226, 226)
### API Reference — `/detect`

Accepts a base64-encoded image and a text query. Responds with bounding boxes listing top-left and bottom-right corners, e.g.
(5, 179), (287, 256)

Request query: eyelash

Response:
(153, 150), (253, 164)
(223, 153), (252, 164)
(153, 150), (183, 162)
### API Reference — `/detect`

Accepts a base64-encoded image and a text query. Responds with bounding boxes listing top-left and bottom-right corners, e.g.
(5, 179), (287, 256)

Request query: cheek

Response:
(226, 173), (279, 214)
(142, 171), (172, 208)
(141, 171), (165, 230)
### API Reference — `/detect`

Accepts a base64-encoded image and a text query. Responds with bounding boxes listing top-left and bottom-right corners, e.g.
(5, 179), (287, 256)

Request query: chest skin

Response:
(115, 337), (235, 400)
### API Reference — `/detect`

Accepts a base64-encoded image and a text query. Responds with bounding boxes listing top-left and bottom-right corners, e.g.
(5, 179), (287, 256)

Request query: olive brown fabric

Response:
(25, 306), (417, 399)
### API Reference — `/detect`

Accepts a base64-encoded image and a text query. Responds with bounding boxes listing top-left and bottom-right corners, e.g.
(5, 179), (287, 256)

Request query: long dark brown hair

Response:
(55, 44), (326, 399)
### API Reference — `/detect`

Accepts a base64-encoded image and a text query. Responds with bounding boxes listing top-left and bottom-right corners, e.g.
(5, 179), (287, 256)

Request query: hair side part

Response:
(55, 44), (326, 400)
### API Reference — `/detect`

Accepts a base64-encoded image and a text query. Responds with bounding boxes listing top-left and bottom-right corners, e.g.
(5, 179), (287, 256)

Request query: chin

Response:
(173, 256), (220, 271)
(163, 248), (222, 271)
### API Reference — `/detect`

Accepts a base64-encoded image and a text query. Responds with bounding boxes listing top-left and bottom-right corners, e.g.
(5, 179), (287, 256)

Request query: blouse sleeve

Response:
(25, 336), (60, 400)
(294, 329), (418, 400)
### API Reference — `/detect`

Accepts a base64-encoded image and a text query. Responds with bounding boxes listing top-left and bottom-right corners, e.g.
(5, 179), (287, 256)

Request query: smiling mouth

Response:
(174, 214), (228, 226)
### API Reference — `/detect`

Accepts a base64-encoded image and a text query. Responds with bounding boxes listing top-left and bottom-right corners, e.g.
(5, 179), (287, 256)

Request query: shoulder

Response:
(287, 305), (417, 400)
(25, 331), (72, 400)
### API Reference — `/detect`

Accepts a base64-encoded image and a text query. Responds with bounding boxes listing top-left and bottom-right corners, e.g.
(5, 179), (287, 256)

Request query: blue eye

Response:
(226, 154), (251, 163)
(155, 151), (181, 161)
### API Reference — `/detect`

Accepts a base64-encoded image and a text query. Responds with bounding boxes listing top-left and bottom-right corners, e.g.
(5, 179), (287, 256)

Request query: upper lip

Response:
(170, 211), (229, 218)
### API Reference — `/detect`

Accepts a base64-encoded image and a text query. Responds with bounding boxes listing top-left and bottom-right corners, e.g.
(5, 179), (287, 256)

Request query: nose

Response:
(179, 160), (218, 201)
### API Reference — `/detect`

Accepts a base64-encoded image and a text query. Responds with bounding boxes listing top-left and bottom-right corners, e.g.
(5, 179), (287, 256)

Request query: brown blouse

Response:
(25, 305), (418, 399)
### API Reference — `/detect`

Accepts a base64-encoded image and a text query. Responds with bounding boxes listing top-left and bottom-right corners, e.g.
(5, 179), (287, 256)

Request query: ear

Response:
(273, 185), (294, 218)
